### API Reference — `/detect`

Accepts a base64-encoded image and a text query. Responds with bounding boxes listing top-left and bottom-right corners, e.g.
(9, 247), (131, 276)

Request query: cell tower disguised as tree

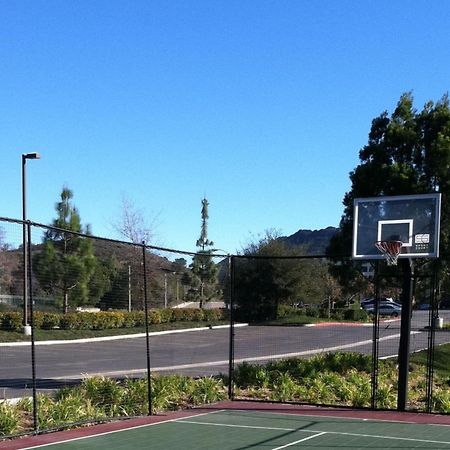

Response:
(191, 198), (218, 308)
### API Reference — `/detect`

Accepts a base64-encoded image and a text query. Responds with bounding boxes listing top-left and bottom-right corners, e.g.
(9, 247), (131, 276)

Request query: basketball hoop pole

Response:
(397, 258), (414, 411)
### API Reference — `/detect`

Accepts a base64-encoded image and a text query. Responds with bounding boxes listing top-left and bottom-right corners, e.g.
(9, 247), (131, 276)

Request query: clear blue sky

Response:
(1, 1), (449, 254)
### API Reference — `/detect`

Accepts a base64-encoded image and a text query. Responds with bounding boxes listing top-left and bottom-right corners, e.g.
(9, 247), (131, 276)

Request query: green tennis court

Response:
(20, 409), (450, 449)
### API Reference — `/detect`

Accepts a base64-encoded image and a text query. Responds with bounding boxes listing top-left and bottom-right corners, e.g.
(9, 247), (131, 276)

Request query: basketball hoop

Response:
(374, 240), (403, 266)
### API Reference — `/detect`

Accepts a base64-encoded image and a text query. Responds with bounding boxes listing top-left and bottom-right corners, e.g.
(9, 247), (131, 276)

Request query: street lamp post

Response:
(22, 152), (40, 335)
(161, 269), (177, 308)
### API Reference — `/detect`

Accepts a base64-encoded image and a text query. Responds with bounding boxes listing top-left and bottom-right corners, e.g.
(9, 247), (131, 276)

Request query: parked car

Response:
(418, 303), (431, 310)
(365, 303), (402, 317)
(440, 299), (450, 310)
(361, 297), (397, 307)
(361, 298), (401, 310)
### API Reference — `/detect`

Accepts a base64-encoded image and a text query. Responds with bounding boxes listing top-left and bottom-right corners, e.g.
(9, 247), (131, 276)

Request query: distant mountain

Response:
(279, 226), (339, 255)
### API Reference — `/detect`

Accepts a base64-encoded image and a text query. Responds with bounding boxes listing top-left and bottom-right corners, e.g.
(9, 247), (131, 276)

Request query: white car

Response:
(365, 303), (402, 317)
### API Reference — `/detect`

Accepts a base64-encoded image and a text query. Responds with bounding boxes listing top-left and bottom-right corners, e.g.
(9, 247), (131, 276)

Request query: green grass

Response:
(0, 320), (229, 343)
(262, 314), (319, 326)
(410, 342), (450, 378)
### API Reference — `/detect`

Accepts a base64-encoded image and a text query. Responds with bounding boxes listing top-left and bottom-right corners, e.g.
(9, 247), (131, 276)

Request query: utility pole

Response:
(128, 264), (132, 312)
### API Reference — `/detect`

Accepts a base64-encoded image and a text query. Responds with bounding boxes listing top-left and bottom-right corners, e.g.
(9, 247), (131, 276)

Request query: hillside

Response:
(279, 226), (338, 255)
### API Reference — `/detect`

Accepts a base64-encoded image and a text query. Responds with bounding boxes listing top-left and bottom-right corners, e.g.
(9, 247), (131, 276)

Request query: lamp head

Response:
(23, 152), (41, 160)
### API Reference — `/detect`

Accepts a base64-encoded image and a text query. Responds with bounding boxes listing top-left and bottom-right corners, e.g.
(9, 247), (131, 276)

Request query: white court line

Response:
(19, 410), (225, 450)
(178, 420), (295, 432)
(323, 429), (450, 445)
(271, 432), (326, 449)
(178, 419), (450, 446)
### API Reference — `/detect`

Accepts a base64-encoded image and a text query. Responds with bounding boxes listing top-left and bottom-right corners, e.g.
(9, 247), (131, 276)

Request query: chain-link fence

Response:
(229, 254), (449, 415)
(0, 217), (449, 438)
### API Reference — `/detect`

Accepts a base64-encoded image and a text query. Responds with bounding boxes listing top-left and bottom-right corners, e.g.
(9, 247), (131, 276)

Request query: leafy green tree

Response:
(234, 230), (326, 321)
(328, 93), (450, 295)
(190, 198), (218, 308)
(33, 187), (98, 313)
(0, 227), (13, 295)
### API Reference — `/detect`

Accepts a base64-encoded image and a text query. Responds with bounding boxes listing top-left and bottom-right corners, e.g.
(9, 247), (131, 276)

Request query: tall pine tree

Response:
(33, 187), (97, 313)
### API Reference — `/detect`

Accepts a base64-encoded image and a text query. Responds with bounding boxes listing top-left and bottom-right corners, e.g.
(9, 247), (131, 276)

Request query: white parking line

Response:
(50, 331), (421, 380)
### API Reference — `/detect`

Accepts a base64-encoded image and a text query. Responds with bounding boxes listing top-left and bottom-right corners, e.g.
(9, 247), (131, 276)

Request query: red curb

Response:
(313, 318), (400, 327)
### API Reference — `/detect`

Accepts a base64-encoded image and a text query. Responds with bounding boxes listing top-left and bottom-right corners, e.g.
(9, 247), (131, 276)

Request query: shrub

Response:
(317, 352), (372, 374)
(376, 380), (397, 409)
(0, 402), (21, 436)
(203, 308), (222, 322)
(233, 362), (263, 388)
(81, 377), (124, 416)
(190, 377), (226, 405)
(30, 393), (103, 429)
(178, 308), (198, 321)
(124, 311), (146, 328)
(159, 309), (173, 323)
(330, 309), (345, 321)
(305, 374), (338, 404)
(270, 372), (300, 402)
(277, 305), (298, 318)
(59, 313), (86, 330)
(191, 308), (205, 321)
(432, 388), (450, 413)
(92, 312), (125, 330)
(151, 375), (193, 412)
(40, 313), (61, 330)
(0, 312), (22, 331)
(345, 370), (371, 407)
(120, 379), (148, 416)
(31, 312), (45, 329)
(148, 309), (162, 325)
(0, 307), (225, 332)
(305, 307), (320, 318)
(171, 308), (187, 322)
(343, 308), (368, 322)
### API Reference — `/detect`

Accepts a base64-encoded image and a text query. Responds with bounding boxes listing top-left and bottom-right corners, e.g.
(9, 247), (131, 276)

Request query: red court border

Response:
(1, 400), (449, 449)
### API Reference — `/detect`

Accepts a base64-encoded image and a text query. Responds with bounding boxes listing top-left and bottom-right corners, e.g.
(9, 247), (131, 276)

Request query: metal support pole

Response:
(371, 261), (380, 409)
(128, 264), (132, 312)
(22, 156), (29, 331)
(397, 258), (413, 411)
(21, 152), (40, 333)
(228, 255), (235, 400)
(27, 223), (38, 432)
(426, 261), (439, 412)
(142, 242), (152, 415)
(164, 273), (168, 309)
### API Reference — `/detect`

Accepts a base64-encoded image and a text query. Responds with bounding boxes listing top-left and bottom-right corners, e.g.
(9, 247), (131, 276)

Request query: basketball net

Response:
(374, 240), (403, 266)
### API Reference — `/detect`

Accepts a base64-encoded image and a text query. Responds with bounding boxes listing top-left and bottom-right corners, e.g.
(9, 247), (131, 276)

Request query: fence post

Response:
(397, 259), (414, 411)
(142, 242), (152, 415)
(27, 222), (39, 432)
(228, 255), (235, 400)
(425, 261), (439, 413)
(371, 261), (380, 409)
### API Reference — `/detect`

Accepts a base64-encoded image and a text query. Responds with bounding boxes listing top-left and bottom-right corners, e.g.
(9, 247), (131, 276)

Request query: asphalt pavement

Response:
(1, 310), (449, 400)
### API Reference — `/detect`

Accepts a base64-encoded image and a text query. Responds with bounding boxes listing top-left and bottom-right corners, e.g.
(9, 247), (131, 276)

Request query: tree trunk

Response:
(63, 291), (69, 314)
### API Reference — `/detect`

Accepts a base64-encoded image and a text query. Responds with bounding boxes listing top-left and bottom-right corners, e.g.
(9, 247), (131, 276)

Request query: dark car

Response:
(440, 299), (450, 310)
(361, 297), (401, 310)
(418, 303), (431, 310)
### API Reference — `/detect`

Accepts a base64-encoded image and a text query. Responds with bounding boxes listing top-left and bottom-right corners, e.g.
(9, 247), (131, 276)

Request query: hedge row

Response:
(277, 305), (369, 322)
(0, 308), (228, 332)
